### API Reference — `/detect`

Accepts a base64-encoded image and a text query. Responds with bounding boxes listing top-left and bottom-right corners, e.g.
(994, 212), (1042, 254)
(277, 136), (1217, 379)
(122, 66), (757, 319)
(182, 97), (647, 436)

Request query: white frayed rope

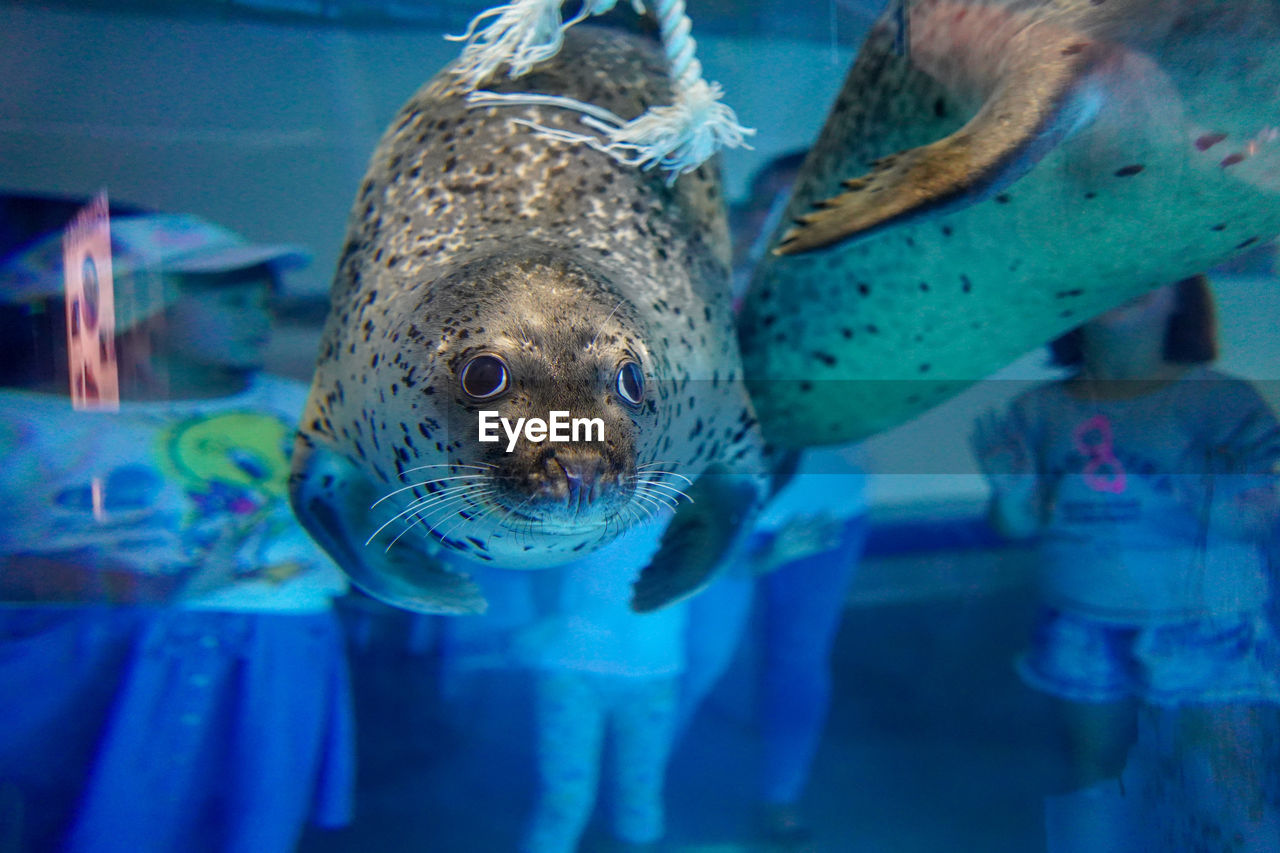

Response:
(447, 0), (754, 181)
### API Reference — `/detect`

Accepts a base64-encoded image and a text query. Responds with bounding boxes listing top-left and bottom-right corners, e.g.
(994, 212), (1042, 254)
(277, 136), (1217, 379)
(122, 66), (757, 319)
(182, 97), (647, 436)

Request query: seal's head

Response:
(346, 249), (668, 568)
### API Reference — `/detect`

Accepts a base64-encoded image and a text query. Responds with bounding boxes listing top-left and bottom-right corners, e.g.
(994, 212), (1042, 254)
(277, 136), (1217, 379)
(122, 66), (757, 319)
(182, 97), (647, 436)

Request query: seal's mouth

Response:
(438, 488), (630, 541)
(368, 455), (690, 553)
(545, 453), (607, 513)
(501, 456), (691, 530)
(473, 445), (631, 524)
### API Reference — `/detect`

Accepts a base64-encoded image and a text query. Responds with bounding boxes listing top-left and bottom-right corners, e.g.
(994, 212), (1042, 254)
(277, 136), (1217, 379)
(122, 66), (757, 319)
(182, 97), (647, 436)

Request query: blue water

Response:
(300, 577), (1055, 852)
(2, 2), (1280, 852)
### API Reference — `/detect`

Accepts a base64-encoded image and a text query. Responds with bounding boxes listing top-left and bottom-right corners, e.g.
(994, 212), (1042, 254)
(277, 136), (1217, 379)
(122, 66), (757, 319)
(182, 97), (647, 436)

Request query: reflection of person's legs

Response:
(1174, 704), (1280, 852)
(1129, 612), (1280, 851)
(66, 611), (244, 853)
(1019, 608), (1139, 853)
(0, 607), (141, 851)
(225, 613), (354, 852)
(1059, 699), (1139, 788)
(758, 517), (867, 809)
(69, 612), (354, 853)
(676, 572), (754, 736)
(607, 677), (679, 847)
(523, 670), (606, 853)
(1044, 699), (1138, 853)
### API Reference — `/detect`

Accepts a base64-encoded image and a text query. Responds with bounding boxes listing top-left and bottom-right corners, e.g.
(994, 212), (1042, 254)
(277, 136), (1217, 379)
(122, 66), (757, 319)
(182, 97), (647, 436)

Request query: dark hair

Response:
(1049, 275), (1217, 367)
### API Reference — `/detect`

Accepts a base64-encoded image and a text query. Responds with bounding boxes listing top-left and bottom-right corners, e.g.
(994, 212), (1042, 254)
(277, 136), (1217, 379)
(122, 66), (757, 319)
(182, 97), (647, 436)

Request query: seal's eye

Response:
(460, 354), (509, 400)
(616, 361), (644, 407)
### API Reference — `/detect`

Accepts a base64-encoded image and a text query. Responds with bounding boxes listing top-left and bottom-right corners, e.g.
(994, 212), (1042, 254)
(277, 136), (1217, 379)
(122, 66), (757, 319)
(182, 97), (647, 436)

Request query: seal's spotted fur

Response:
(740, 0), (1280, 447)
(290, 25), (764, 614)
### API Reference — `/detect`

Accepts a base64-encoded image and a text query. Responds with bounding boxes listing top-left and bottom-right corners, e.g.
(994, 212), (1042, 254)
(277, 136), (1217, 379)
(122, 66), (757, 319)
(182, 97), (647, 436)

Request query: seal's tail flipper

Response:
(289, 437), (487, 615)
(630, 465), (758, 613)
(777, 38), (1109, 254)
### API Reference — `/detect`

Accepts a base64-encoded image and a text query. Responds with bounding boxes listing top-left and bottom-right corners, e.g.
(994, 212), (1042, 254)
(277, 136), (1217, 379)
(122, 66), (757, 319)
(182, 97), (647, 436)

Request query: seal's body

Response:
(290, 25), (764, 613)
(739, 0), (1280, 447)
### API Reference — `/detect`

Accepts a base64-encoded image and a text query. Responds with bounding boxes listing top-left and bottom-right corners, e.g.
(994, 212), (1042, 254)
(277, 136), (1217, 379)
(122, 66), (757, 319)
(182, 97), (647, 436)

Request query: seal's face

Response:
(447, 301), (648, 528)
(365, 253), (665, 563)
(290, 25), (761, 613)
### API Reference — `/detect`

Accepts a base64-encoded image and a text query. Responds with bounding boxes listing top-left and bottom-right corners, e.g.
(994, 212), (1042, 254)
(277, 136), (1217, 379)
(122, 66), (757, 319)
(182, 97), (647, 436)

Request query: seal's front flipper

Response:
(777, 40), (1109, 254)
(631, 465), (759, 613)
(289, 438), (487, 615)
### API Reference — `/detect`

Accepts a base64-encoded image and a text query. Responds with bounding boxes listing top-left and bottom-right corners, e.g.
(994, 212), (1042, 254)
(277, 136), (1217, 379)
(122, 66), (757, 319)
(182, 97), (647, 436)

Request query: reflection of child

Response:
(972, 277), (1280, 852)
(680, 445), (867, 842)
(0, 214), (352, 852)
(515, 515), (688, 853)
(680, 150), (870, 843)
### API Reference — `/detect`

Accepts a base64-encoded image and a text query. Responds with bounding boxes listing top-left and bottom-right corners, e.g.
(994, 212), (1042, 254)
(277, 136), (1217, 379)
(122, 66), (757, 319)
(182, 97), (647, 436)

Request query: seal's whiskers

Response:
(628, 488), (669, 519)
(365, 483), (484, 547)
(422, 490), (499, 542)
(634, 464), (694, 486)
(435, 494), (505, 545)
(397, 462), (495, 479)
(494, 495), (539, 546)
(587, 299), (627, 351)
(630, 477), (692, 504)
(371, 474), (489, 509)
(386, 489), (496, 551)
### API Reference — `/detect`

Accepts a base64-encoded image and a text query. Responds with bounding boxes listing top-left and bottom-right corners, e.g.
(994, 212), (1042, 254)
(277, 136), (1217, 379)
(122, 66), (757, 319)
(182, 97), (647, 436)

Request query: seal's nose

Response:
(549, 453), (604, 512)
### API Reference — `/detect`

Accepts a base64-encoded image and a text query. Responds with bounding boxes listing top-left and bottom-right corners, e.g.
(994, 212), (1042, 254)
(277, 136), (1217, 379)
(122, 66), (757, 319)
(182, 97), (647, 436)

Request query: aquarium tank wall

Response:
(2, 1), (1279, 851)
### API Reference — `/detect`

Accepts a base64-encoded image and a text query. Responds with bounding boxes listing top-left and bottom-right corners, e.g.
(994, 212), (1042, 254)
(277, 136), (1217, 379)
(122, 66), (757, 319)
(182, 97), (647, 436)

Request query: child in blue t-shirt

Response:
(514, 514), (688, 853)
(0, 212), (353, 852)
(973, 276), (1280, 852)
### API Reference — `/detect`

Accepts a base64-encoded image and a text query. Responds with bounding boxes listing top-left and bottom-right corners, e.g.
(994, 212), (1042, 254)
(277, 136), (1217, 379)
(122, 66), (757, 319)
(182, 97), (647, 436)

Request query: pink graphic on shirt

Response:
(1073, 414), (1127, 494)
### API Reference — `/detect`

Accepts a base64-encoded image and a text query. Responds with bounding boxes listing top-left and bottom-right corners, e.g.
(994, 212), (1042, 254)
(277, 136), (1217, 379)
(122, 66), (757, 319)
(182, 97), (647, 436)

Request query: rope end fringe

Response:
(448, 0), (754, 180)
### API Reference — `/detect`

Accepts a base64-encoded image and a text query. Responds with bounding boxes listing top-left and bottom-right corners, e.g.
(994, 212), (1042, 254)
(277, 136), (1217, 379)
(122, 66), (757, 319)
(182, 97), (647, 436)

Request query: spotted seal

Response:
(739, 0), (1280, 447)
(289, 24), (765, 614)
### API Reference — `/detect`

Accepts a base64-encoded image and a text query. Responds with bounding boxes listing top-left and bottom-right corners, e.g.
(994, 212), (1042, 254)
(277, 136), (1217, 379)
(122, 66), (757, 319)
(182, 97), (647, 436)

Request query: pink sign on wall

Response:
(62, 192), (119, 411)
